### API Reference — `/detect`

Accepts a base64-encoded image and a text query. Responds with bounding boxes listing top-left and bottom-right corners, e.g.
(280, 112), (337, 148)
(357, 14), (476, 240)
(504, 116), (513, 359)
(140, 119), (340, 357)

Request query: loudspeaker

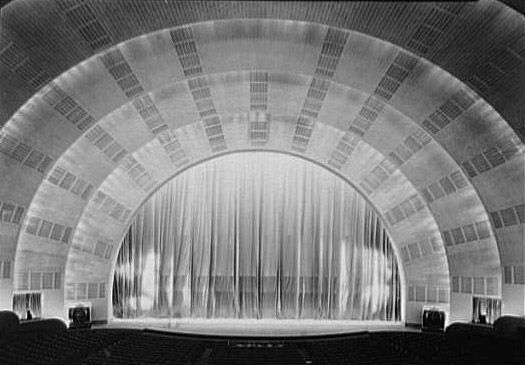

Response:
(68, 305), (91, 329)
(422, 308), (445, 332)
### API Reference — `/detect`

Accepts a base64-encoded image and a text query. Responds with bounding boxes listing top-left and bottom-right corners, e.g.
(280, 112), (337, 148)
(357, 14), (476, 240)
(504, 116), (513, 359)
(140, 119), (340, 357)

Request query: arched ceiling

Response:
(1, 1), (523, 138)
(0, 0), (523, 319)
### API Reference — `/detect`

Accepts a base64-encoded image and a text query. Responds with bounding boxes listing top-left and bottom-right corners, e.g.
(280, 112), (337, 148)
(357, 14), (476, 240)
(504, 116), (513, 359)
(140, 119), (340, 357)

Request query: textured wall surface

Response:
(0, 0), (523, 324)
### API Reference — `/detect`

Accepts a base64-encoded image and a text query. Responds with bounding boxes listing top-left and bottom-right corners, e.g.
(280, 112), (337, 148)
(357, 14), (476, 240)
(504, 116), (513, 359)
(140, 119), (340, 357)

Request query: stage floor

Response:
(105, 318), (407, 337)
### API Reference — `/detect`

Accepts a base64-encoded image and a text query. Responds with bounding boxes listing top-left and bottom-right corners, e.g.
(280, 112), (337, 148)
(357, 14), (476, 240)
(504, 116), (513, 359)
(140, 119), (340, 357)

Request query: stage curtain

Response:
(113, 153), (401, 321)
(472, 296), (501, 324)
(12, 293), (41, 319)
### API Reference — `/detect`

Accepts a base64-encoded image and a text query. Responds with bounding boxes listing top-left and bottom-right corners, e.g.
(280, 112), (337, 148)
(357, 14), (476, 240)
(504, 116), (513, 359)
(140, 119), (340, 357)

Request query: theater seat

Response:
(0, 311), (20, 338)
(493, 316), (525, 340)
(17, 318), (67, 337)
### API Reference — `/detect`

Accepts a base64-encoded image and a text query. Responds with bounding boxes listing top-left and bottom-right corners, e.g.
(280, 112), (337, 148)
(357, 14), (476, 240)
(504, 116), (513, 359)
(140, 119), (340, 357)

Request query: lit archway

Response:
(111, 152), (403, 322)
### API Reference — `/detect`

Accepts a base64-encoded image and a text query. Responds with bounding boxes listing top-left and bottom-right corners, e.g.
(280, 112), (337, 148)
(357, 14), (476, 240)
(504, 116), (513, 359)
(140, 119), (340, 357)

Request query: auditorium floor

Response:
(102, 318), (410, 337)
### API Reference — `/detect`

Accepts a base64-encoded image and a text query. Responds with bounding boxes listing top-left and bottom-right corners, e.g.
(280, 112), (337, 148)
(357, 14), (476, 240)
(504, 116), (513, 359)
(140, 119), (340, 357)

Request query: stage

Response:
(105, 318), (407, 337)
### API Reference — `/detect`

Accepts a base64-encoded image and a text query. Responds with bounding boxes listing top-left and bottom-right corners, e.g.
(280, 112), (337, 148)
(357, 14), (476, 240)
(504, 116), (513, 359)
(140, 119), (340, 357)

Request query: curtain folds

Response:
(113, 153), (401, 321)
(12, 293), (41, 319)
(472, 297), (501, 324)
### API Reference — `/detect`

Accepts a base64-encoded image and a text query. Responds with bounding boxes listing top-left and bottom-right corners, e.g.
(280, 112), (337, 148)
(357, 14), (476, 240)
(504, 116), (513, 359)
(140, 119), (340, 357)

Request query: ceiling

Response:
(0, 0), (523, 320)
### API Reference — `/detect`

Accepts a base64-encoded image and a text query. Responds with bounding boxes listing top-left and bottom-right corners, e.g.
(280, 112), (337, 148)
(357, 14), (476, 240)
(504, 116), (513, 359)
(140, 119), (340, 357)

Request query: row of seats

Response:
(305, 335), (419, 364)
(0, 327), (522, 365)
(1, 329), (132, 365)
(437, 318), (525, 365)
(378, 331), (443, 363)
(0, 310), (67, 341)
(379, 316), (525, 365)
(1, 311), (524, 364)
(207, 347), (304, 365)
(82, 332), (205, 365)
(82, 332), (418, 365)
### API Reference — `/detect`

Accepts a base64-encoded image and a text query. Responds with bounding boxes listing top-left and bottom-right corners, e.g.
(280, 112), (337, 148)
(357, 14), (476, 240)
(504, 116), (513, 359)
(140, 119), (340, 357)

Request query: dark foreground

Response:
(0, 325), (524, 365)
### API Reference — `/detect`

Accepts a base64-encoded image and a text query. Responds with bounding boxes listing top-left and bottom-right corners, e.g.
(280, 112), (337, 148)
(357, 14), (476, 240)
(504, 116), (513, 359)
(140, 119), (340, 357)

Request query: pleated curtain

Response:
(113, 153), (401, 321)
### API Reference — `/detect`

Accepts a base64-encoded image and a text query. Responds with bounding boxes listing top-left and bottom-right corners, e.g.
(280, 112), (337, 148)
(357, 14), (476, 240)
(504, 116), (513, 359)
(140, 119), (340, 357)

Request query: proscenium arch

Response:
(17, 23), (500, 242)
(60, 115), (450, 322)
(15, 20), (496, 316)
(6, 11), (520, 323)
(103, 149), (410, 322)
